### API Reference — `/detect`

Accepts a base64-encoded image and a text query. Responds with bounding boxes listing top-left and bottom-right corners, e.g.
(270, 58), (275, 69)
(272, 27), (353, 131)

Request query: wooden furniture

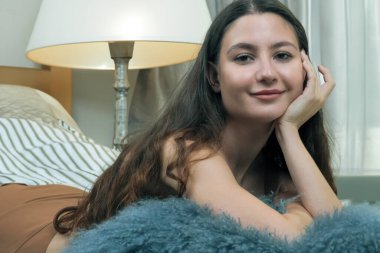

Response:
(0, 66), (72, 114)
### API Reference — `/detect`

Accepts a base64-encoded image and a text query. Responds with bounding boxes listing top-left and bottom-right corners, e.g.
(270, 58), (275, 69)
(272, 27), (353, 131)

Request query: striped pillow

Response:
(0, 118), (119, 191)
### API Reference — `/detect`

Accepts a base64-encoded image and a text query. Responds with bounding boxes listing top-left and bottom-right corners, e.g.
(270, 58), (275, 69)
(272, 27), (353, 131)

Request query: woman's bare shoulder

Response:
(160, 136), (226, 190)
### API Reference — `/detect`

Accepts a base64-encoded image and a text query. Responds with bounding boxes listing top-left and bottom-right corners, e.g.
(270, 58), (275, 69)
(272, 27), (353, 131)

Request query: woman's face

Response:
(213, 13), (304, 124)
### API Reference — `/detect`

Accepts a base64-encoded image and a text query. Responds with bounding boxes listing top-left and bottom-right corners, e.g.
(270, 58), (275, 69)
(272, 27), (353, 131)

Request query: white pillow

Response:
(0, 84), (81, 132)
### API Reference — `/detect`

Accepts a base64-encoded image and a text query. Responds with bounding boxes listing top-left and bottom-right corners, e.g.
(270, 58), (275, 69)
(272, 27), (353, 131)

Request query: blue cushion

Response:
(64, 198), (380, 253)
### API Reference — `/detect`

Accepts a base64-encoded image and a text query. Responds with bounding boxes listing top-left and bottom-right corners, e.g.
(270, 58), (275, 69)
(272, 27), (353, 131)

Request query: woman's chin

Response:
(251, 111), (286, 124)
(227, 108), (287, 125)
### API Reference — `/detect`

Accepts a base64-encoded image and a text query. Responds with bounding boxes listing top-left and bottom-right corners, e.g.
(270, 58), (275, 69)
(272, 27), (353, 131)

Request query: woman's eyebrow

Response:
(227, 41), (298, 54)
(227, 43), (257, 54)
(271, 41), (298, 50)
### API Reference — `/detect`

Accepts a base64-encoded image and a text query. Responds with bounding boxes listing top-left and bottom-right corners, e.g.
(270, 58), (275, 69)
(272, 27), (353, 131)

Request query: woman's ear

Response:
(207, 62), (221, 92)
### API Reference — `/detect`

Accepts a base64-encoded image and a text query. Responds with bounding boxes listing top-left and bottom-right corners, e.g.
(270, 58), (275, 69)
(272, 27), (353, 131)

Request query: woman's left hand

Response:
(276, 50), (335, 130)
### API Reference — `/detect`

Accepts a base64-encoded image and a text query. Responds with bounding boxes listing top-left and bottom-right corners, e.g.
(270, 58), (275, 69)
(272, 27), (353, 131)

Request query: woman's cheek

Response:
(283, 64), (304, 93)
(294, 62), (306, 92)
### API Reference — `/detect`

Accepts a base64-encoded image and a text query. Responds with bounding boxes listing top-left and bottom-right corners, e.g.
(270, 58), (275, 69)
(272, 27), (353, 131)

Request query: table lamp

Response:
(26, 0), (211, 149)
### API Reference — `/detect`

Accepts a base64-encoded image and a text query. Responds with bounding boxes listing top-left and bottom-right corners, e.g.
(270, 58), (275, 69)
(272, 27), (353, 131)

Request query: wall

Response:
(0, 0), (41, 68)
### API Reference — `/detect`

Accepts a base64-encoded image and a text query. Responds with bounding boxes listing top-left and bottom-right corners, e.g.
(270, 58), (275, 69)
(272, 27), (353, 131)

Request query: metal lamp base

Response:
(109, 42), (134, 150)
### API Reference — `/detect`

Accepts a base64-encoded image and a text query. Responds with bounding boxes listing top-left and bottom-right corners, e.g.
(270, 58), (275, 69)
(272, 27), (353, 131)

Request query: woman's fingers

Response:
(301, 51), (335, 102)
(301, 51), (318, 94)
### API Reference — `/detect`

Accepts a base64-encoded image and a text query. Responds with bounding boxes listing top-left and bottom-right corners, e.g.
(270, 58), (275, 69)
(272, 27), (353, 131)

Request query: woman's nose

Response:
(255, 59), (276, 84)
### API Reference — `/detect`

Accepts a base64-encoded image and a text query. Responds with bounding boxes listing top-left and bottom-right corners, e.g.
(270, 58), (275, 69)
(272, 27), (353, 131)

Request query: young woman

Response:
(56, 0), (341, 240)
(1, 0), (342, 252)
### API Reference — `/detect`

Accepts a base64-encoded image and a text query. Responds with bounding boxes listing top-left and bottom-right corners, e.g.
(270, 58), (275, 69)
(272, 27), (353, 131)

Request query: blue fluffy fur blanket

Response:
(64, 198), (380, 253)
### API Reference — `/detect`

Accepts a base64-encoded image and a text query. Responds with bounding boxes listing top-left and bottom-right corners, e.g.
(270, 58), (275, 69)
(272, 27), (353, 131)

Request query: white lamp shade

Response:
(26, 0), (211, 70)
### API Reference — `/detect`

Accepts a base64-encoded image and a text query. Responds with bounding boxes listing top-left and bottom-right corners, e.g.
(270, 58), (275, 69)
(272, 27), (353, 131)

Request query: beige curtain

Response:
(128, 62), (192, 136)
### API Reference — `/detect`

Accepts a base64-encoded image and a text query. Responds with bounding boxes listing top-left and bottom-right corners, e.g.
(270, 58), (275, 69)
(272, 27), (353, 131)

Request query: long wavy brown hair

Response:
(55, 0), (337, 234)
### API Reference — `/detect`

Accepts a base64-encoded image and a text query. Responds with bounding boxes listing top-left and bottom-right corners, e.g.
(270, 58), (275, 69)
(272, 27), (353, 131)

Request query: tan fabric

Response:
(0, 184), (85, 253)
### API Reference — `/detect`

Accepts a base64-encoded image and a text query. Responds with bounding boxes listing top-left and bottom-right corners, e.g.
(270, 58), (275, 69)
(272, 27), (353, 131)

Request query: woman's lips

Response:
(251, 89), (285, 100)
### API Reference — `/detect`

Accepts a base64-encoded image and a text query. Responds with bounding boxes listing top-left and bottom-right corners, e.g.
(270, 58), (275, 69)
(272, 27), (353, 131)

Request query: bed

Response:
(1, 66), (380, 252)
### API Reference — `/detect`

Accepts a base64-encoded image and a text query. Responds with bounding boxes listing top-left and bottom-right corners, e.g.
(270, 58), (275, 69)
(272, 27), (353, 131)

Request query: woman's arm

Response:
(161, 140), (312, 240)
(184, 151), (313, 241)
(276, 125), (341, 216)
(275, 51), (342, 217)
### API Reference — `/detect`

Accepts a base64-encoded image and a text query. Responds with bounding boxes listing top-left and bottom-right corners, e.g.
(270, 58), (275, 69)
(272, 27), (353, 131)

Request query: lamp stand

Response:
(109, 41), (134, 150)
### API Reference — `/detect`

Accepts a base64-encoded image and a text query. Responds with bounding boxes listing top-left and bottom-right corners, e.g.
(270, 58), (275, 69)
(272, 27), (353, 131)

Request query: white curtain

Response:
(285, 0), (380, 174)
(321, 0), (380, 174)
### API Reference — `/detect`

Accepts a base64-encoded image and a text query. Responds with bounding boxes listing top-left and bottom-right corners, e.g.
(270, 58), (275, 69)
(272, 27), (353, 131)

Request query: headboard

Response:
(0, 65), (72, 114)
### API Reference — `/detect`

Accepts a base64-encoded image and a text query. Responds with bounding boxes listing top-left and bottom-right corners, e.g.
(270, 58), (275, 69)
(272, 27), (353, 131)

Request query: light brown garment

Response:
(0, 184), (85, 253)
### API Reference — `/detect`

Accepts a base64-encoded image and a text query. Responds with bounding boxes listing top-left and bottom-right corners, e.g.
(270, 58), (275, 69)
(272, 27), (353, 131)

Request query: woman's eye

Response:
(275, 52), (292, 61)
(234, 54), (254, 64)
